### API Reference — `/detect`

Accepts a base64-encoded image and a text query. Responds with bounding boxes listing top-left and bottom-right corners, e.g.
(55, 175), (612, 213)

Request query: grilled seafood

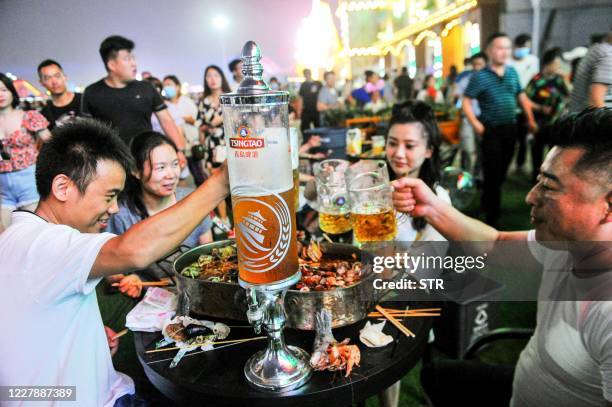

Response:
(310, 310), (361, 377)
(310, 338), (361, 377)
(181, 240), (365, 292)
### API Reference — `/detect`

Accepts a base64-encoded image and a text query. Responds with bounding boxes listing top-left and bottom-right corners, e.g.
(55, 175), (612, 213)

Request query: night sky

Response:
(0, 0), (313, 89)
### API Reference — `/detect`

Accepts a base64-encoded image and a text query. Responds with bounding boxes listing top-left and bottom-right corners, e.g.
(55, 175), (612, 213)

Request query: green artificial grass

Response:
(98, 172), (538, 407)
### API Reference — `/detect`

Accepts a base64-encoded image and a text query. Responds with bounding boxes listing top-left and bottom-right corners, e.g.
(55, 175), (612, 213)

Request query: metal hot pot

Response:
(170, 240), (380, 330)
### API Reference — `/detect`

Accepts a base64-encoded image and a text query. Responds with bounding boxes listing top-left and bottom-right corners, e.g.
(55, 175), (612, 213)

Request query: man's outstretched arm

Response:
(392, 177), (528, 242)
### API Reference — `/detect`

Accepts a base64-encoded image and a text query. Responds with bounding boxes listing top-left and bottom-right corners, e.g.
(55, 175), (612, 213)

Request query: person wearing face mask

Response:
(162, 75), (202, 184)
(105, 131), (213, 296)
(509, 33), (540, 174)
(269, 77), (281, 91)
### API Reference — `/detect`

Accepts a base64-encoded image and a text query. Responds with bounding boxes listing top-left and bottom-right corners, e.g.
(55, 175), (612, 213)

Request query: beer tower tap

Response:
(220, 41), (312, 392)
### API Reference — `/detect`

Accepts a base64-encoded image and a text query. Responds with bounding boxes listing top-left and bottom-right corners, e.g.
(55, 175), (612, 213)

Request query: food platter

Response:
(172, 240), (380, 330)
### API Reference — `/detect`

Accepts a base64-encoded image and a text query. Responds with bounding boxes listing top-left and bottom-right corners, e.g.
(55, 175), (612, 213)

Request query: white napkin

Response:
(359, 320), (394, 348)
(125, 288), (177, 332)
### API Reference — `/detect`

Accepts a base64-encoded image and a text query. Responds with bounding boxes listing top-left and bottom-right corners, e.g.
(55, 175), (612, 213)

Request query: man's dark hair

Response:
(541, 47), (562, 67)
(36, 119), (134, 199)
(486, 32), (509, 47)
(590, 33), (606, 45)
(228, 58), (241, 73)
(37, 59), (63, 77)
(0, 73), (20, 109)
(99, 35), (135, 70)
(470, 52), (488, 63)
(514, 33), (531, 47)
(365, 70), (375, 80)
(551, 108), (612, 184)
(401, 67), (408, 74)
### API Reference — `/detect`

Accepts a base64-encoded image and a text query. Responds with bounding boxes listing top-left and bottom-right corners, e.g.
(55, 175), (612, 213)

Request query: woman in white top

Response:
(162, 75), (204, 185)
(381, 100), (451, 407)
(386, 100), (451, 242)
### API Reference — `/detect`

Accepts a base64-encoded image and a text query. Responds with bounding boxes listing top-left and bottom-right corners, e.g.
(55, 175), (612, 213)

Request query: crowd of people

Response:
(0, 28), (610, 407)
(295, 30), (611, 228)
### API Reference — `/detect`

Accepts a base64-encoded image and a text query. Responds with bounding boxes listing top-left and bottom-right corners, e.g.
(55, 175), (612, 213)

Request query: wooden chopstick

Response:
(110, 328), (129, 341)
(112, 281), (170, 287)
(379, 307), (442, 313)
(368, 312), (440, 318)
(145, 336), (266, 354)
(375, 305), (416, 338)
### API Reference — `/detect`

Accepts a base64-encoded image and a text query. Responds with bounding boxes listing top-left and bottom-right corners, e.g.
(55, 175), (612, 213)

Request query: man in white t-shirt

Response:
(0, 119), (229, 406)
(393, 108), (611, 406)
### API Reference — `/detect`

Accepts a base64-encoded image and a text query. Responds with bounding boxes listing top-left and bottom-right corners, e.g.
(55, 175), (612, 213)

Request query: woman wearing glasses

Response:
(0, 73), (51, 231)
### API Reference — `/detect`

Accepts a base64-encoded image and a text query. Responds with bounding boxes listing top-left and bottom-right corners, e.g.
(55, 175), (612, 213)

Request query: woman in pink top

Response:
(0, 73), (51, 231)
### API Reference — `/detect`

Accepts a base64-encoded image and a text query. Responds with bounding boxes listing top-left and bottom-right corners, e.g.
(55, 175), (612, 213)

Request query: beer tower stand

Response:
(220, 41), (312, 392)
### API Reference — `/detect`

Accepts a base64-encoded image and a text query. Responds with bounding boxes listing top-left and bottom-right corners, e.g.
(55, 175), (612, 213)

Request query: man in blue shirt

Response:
(463, 32), (536, 227)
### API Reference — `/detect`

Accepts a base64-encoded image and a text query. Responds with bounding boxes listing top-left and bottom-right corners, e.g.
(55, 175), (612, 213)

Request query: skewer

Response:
(368, 312), (440, 318)
(110, 328), (129, 341)
(379, 307), (442, 313)
(112, 281), (170, 287)
(375, 305), (416, 338)
(147, 340), (248, 365)
(145, 336), (266, 354)
(321, 233), (334, 244)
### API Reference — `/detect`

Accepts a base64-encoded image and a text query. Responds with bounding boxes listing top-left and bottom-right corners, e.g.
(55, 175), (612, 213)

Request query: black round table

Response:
(135, 305), (431, 407)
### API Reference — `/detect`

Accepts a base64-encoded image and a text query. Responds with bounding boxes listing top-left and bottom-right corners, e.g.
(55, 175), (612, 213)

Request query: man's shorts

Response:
(0, 164), (39, 209)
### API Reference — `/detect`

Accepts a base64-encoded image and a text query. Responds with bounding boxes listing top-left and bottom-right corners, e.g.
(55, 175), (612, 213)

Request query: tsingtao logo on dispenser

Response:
(230, 125), (264, 149)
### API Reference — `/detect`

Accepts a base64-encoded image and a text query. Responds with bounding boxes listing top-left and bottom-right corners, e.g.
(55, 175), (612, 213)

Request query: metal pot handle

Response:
(154, 245), (192, 286)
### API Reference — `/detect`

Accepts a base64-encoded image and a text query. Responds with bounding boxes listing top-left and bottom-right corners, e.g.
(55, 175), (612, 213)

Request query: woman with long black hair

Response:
(386, 100), (451, 242)
(198, 65), (232, 229)
(106, 131), (213, 297)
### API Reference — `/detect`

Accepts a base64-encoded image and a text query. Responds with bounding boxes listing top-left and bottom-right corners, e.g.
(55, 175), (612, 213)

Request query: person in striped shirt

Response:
(569, 29), (612, 112)
(463, 32), (536, 227)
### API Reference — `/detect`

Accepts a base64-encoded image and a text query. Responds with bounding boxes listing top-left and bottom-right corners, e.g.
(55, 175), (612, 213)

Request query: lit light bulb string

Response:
(337, 0), (477, 58)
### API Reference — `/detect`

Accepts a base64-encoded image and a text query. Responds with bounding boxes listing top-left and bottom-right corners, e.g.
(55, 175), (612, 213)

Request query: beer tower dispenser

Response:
(220, 41), (312, 392)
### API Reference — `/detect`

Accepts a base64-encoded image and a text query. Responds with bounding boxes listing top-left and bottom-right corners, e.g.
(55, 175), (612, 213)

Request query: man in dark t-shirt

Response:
(298, 69), (322, 134)
(38, 59), (82, 130)
(394, 67), (413, 101)
(81, 35), (184, 162)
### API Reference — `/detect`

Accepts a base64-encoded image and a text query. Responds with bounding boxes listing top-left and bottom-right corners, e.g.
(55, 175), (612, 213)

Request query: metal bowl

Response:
(172, 240), (377, 330)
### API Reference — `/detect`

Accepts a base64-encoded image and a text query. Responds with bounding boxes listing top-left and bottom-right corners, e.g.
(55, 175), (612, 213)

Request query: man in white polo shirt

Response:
(0, 119), (228, 406)
(393, 108), (611, 406)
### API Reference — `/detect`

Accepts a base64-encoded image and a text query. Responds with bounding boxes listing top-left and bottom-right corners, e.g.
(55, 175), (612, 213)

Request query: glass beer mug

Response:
(346, 160), (397, 243)
(313, 159), (352, 235)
